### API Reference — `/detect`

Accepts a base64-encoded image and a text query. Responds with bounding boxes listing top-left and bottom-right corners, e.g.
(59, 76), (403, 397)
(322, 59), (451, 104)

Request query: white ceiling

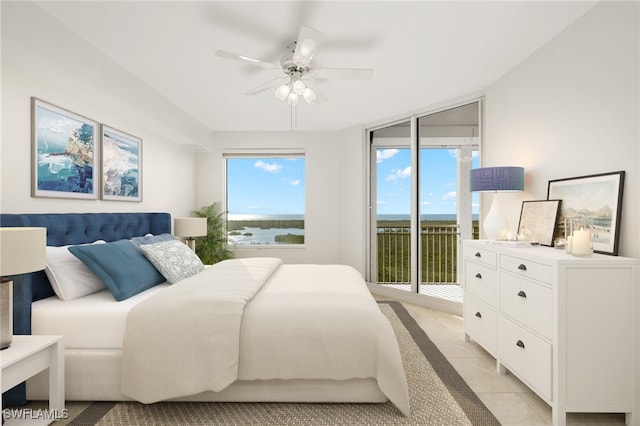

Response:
(32, 1), (597, 132)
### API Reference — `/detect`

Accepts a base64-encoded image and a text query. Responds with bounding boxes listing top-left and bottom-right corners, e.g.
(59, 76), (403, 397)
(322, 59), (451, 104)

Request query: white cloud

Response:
(442, 191), (457, 200)
(254, 160), (282, 173)
(376, 149), (399, 163)
(386, 166), (411, 181)
(289, 179), (301, 186)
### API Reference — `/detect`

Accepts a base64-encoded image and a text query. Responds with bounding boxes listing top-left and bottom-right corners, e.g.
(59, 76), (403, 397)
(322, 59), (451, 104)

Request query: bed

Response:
(0, 212), (409, 415)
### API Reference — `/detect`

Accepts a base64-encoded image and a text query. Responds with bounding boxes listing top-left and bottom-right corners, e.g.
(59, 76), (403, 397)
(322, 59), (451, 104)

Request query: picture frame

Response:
(101, 125), (142, 202)
(547, 171), (625, 255)
(517, 200), (562, 247)
(31, 98), (99, 199)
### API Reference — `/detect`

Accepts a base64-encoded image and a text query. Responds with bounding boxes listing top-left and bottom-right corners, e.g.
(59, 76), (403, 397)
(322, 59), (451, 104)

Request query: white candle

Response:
(572, 230), (592, 256)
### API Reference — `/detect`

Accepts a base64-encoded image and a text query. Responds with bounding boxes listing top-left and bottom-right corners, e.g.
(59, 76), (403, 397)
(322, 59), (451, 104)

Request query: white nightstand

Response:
(1, 335), (64, 425)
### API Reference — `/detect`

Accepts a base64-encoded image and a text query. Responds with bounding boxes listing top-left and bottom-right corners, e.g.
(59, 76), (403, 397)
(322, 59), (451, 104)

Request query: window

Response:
(225, 153), (305, 246)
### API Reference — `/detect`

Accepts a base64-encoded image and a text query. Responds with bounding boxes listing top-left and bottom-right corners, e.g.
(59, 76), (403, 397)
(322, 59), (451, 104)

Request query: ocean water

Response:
(227, 214), (475, 245)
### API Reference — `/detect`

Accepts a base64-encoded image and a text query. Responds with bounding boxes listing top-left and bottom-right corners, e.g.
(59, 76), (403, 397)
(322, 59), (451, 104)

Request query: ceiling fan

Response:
(215, 26), (373, 107)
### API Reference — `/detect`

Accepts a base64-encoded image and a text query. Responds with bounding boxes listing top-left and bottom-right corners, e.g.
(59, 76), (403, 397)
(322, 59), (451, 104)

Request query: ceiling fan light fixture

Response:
(292, 79), (306, 95)
(287, 93), (299, 107)
(303, 87), (317, 104)
(275, 84), (291, 101)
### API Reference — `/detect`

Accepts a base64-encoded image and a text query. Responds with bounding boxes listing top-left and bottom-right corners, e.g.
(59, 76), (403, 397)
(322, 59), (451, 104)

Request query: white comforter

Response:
(121, 258), (410, 415)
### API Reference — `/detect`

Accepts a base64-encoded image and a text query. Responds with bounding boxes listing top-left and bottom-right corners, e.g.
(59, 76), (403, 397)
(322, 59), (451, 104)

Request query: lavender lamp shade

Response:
(470, 167), (524, 192)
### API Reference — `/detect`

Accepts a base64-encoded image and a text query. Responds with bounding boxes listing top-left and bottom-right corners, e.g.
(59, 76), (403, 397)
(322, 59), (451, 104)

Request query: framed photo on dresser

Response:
(547, 171), (624, 255)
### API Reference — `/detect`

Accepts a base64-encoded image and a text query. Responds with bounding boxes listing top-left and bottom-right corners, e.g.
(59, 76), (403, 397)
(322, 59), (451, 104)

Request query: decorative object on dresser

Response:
(100, 125), (142, 202)
(547, 171), (624, 256)
(516, 200), (561, 246)
(0, 227), (46, 349)
(470, 166), (525, 240)
(462, 239), (638, 425)
(31, 97), (99, 200)
(173, 217), (208, 251)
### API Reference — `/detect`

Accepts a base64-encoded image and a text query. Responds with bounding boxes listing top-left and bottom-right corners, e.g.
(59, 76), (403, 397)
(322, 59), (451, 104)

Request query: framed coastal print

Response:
(31, 98), (99, 199)
(101, 125), (142, 201)
(547, 171), (625, 255)
(516, 200), (561, 246)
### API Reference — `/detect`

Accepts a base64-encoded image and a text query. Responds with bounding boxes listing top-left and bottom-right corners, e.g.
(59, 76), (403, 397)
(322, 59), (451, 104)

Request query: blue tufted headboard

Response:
(0, 212), (171, 405)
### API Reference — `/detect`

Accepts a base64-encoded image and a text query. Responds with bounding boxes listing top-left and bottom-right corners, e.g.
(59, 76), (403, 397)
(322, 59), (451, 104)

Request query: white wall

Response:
(0, 1), (209, 219)
(484, 0), (639, 258)
(195, 128), (365, 269)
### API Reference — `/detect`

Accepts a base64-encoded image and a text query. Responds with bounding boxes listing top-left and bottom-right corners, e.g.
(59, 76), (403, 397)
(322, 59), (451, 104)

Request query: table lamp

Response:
(173, 217), (207, 251)
(0, 227), (47, 350)
(470, 166), (524, 240)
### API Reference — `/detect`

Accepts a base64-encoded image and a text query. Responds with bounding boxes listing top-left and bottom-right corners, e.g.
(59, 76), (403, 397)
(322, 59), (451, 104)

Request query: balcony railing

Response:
(376, 222), (479, 284)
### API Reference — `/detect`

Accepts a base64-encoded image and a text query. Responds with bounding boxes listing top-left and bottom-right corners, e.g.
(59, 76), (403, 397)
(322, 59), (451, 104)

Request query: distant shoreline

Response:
(227, 218), (478, 231)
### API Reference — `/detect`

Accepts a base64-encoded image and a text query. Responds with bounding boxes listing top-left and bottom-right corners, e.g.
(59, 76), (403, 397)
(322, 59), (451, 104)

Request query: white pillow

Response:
(45, 241), (107, 301)
(140, 240), (204, 284)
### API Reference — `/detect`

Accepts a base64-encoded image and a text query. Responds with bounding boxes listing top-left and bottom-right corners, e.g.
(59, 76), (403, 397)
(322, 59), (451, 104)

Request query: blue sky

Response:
(226, 151), (478, 217)
(227, 157), (305, 215)
(376, 148), (479, 216)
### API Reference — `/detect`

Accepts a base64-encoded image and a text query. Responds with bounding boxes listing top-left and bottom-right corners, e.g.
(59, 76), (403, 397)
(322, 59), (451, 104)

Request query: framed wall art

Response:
(547, 171), (625, 255)
(31, 98), (99, 199)
(516, 200), (562, 246)
(101, 125), (142, 202)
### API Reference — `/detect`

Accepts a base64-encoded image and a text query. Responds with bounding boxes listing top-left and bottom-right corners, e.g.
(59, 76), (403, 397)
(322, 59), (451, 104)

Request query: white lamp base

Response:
(483, 193), (510, 240)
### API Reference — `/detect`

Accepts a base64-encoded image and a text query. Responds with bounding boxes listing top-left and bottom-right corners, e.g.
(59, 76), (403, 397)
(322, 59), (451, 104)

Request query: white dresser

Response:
(462, 239), (638, 425)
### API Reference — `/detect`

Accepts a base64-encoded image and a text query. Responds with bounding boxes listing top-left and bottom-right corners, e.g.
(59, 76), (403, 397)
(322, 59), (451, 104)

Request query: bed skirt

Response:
(27, 349), (388, 403)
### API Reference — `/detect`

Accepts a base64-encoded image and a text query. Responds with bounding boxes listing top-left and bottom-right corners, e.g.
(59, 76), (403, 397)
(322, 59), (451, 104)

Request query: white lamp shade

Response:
(173, 218), (207, 238)
(292, 79), (306, 95)
(275, 84), (290, 101)
(0, 227), (47, 276)
(287, 93), (299, 106)
(303, 87), (317, 104)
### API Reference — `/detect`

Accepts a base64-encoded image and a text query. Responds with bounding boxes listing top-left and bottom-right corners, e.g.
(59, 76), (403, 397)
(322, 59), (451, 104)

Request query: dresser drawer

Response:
(463, 295), (497, 356)
(464, 262), (498, 307)
(498, 316), (552, 400)
(464, 245), (497, 268)
(500, 273), (552, 338)
(500, 254), (552, 284)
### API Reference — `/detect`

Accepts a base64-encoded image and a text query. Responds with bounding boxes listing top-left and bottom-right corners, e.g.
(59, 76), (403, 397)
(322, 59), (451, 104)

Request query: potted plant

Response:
(192, 202), (233, 264)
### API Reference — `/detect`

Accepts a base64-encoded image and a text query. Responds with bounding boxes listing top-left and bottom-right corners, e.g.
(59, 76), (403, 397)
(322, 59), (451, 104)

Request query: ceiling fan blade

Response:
(245, 77), (288, 96)
(312, 68), (374, 80)
(309, 85), (328, 104)
(215, 50), (278, 70)
(293, 26), (324, 66)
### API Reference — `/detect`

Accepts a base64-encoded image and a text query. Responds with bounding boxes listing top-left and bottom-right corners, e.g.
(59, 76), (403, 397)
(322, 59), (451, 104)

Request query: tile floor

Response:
(10, 300), (629, 426)
(398, 300), (627, 426)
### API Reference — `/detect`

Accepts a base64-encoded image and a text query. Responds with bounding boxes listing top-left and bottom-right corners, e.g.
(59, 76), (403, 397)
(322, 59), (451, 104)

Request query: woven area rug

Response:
(69, 302), (500, 425)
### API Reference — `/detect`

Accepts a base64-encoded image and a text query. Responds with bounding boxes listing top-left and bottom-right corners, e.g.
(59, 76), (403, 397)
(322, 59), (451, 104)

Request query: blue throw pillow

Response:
(69, 239), (165, 301)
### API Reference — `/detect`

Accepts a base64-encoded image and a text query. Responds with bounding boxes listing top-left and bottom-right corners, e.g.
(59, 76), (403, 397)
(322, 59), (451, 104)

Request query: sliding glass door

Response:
(369, 101), (480, 303)
(370, 121), (413, 291)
